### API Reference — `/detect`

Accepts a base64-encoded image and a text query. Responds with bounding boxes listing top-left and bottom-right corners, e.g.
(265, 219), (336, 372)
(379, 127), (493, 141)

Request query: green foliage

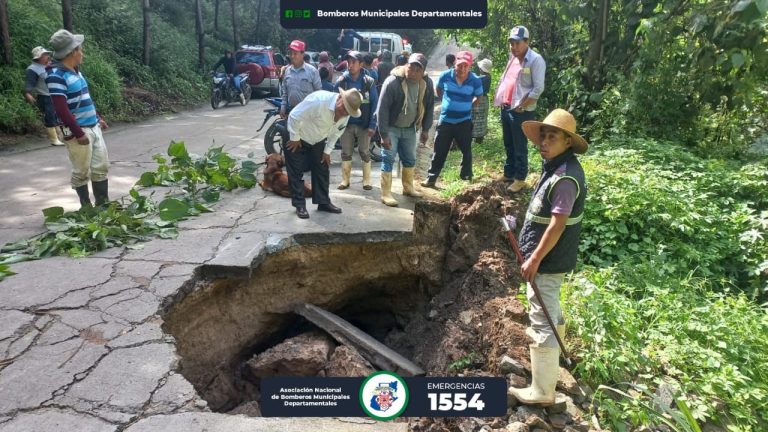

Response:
(447, 352), (478, 372)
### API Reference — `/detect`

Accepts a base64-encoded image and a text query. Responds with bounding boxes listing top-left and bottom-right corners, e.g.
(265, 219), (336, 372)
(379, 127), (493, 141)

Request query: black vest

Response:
(519, 149), (586, 274)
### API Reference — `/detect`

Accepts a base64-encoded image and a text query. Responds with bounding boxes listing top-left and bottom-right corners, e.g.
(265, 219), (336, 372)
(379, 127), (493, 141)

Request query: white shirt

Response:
(288, 90), (350, 155)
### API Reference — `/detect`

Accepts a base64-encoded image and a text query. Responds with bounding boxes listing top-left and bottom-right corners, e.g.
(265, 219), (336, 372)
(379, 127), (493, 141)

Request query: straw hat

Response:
(522, 109), (588, 154)
(339, 88), (362, 118)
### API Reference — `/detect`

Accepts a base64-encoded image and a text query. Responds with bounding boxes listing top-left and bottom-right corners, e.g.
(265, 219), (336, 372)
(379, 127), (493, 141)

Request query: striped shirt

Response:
(46, 65), (98, 127)
(436, 69), (483, 124)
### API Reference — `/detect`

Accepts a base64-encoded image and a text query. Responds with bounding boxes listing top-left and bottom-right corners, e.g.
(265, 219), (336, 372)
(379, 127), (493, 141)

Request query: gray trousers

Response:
(527, 273), (566, 348)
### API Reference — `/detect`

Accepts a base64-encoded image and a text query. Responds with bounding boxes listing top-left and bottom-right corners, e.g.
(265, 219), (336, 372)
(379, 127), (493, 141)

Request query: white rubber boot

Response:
(508, 345), (559, 405)
(401, 167), (422, 197)
(362, 161), (372, 190)
(338, 161), (352, 190)
(380, 172), (399, 207)
(47, 127), (64, 146)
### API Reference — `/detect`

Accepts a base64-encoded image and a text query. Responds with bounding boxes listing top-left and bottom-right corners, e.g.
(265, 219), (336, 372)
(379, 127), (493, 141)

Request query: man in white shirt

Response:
(286, 88), (363, 219)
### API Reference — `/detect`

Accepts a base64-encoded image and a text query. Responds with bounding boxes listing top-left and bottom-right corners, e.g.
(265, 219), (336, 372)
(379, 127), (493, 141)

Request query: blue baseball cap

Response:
(508, 26), (530, 41)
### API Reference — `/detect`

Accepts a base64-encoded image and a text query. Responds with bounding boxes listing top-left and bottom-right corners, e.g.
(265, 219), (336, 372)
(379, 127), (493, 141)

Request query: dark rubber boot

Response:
(75, 185), (92, 207)
(92, 180), (109, 206)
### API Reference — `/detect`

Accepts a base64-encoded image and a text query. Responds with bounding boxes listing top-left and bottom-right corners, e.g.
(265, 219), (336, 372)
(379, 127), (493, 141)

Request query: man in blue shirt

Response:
(46, 29), (110, 207)
(334, 51), (378, 191)
(422, 51), (483, 187)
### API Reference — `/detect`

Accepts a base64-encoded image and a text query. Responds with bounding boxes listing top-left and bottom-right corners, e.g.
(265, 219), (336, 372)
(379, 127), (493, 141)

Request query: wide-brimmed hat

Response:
(339, 88), (362, 118)
(49, 29), (84, 60)
(288, 40), (305, 52)
(522, 109), (588, 154)
(478, 58), (492, 73)
(455, 51), (473, 66)
(31, 46), (51, 60)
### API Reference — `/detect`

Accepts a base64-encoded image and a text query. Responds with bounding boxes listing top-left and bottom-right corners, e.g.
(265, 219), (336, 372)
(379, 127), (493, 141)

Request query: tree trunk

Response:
(586, 0), (610, 89)
(0, 0), (11, 65)
(142, 0), (151, 66)
(253, 0), (262, 42)
(214, 0), (219, 33)
(230, 0), (238, 51)
(195, 0), (205, 69)
(62, 0), (73, 31)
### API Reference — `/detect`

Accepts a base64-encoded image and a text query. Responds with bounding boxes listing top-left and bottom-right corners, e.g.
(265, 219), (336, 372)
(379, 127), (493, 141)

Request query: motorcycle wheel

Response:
(369, 133), (383, 162)
(241, 84), (252, 105)
(264, 122), (285, 155)
(211, 89), (221, 110)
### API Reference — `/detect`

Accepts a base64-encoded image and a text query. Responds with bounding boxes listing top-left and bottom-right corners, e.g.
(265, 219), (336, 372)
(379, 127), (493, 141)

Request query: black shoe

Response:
(296, 206), (309, 219)
(420, 180), (437, 189)
(75, 184), (92, 207)
(92, 180), (109, 206)
(317, 203), (342, 214)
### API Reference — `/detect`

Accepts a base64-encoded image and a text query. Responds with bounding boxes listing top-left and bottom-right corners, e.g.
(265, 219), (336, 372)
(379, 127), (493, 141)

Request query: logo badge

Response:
(359, 371), (409, 420)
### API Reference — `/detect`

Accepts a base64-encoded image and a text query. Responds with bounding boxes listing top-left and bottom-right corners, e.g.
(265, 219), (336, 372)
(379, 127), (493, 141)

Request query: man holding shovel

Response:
(507, 108), (588, 405)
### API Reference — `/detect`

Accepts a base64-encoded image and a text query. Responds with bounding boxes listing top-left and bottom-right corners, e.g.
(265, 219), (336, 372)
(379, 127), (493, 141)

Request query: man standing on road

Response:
(376, 53), (435, 206)
(285, 88), (363, 219)
(507, 108), (587, 405)
(46, 29), (110, 207)
(334, 51), (378, 191)
(422, 51), (483, 188)
(494, 25), (546, 192)
(24, 46), (64, 146)
(280, 40), (322, 119)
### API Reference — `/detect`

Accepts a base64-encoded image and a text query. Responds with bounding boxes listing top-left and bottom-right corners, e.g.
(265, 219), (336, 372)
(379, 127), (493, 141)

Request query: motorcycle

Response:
(259, 96), (382, 162)
(210, 71), (252, 110)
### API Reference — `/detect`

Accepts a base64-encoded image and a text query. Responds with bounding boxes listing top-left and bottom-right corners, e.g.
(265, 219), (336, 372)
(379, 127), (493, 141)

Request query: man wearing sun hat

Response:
(285, 88), (363, 219)
(46, 29), (110, 208)
(507, 108), (588, 406)
(422, 50), (484, 188)
(24, 46), (64, 146)
(494, 25), (546, 193)
(280, 39), (322, 119)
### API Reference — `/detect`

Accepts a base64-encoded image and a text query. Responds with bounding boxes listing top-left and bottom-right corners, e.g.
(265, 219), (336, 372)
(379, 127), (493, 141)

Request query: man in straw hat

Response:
(494, 25), (546, 193)
(46, 29), (110, 208)
(508, 108), (587, 405)
(24, 46), (64, 146)
(285, 88), (363, 219)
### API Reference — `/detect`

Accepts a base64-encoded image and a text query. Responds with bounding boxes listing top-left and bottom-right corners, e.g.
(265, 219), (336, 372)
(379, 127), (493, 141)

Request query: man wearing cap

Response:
(507, 108), (587, 406)
(280, 40), (322, 119)
(376, 53), (435, 206)
(46, 29), (110, 207)
(495, 25), (546, 193)
(333, 51), (378, 191)
(285, 88), (363, 219)
(422, 51), (483, 187)
(24, 46), (63, 146)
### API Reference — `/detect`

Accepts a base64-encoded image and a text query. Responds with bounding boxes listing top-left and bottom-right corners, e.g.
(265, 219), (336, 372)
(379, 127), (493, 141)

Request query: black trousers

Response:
(427, 120), (473, 182)
(285, 139), (330, 208)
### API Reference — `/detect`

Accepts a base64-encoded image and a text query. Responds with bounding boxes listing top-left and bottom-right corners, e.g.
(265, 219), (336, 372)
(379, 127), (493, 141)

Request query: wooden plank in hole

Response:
(294, 303), (425, 377)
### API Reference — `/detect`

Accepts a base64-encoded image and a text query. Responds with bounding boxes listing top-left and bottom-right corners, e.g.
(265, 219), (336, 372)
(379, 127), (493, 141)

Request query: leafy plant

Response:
(448, 352), (478, 372)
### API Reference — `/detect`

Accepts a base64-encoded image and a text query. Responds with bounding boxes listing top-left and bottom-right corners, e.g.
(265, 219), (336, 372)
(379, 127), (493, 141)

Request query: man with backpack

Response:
(333, 51), (378, 191)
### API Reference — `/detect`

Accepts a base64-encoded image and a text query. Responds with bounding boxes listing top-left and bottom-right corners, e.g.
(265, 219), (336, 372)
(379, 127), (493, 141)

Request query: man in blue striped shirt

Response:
(46, 29), (110, 207)
(423, 51), (483, 187)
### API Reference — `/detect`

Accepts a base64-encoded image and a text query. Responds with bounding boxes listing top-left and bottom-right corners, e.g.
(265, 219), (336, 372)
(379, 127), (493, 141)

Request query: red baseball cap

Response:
(455, 51), (473, 66)
(288, 40), (305, 52)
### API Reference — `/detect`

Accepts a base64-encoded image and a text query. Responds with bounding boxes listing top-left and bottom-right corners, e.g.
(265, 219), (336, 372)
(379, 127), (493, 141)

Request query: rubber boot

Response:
(362, 161), (372, 190)
(47, 127), (64, 146)
(508, 345), (559, 405)
(92, 180), (109, 206)
(401, 167), (422, 197)
(75, 184), (92, 207)
(338, 161), (352, 190)
(380, 172), (399, 207)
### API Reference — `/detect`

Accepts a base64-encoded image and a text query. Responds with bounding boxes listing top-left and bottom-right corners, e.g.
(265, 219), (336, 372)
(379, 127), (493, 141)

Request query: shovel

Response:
(500, 215), (572, 367)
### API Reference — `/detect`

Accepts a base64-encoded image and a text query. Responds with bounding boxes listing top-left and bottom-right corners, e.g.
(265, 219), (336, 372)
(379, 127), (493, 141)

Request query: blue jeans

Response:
(501, 108), (535, 180)
(231, 75), (241, 91)
(381, 126), (417, 172)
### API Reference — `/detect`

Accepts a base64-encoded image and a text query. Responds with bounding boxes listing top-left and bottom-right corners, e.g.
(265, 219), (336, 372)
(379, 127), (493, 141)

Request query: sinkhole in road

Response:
(162, 203), (453, 414)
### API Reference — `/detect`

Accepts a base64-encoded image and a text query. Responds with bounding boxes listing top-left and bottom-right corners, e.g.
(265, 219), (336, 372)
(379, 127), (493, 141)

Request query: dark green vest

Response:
(519, 149), (586, 274)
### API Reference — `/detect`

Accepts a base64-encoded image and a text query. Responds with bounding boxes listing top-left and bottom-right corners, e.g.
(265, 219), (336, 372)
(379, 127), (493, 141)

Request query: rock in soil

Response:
(324, 345), (375, 377)
(227, 400), (261, 417)
(506, 422), (530, 432)
(548, 413), (570, 429)
(246, 331), (335, 379)
(557, 367), (579, 395)
(500, 355), (527, 375)
(546, 393), (570, 414)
